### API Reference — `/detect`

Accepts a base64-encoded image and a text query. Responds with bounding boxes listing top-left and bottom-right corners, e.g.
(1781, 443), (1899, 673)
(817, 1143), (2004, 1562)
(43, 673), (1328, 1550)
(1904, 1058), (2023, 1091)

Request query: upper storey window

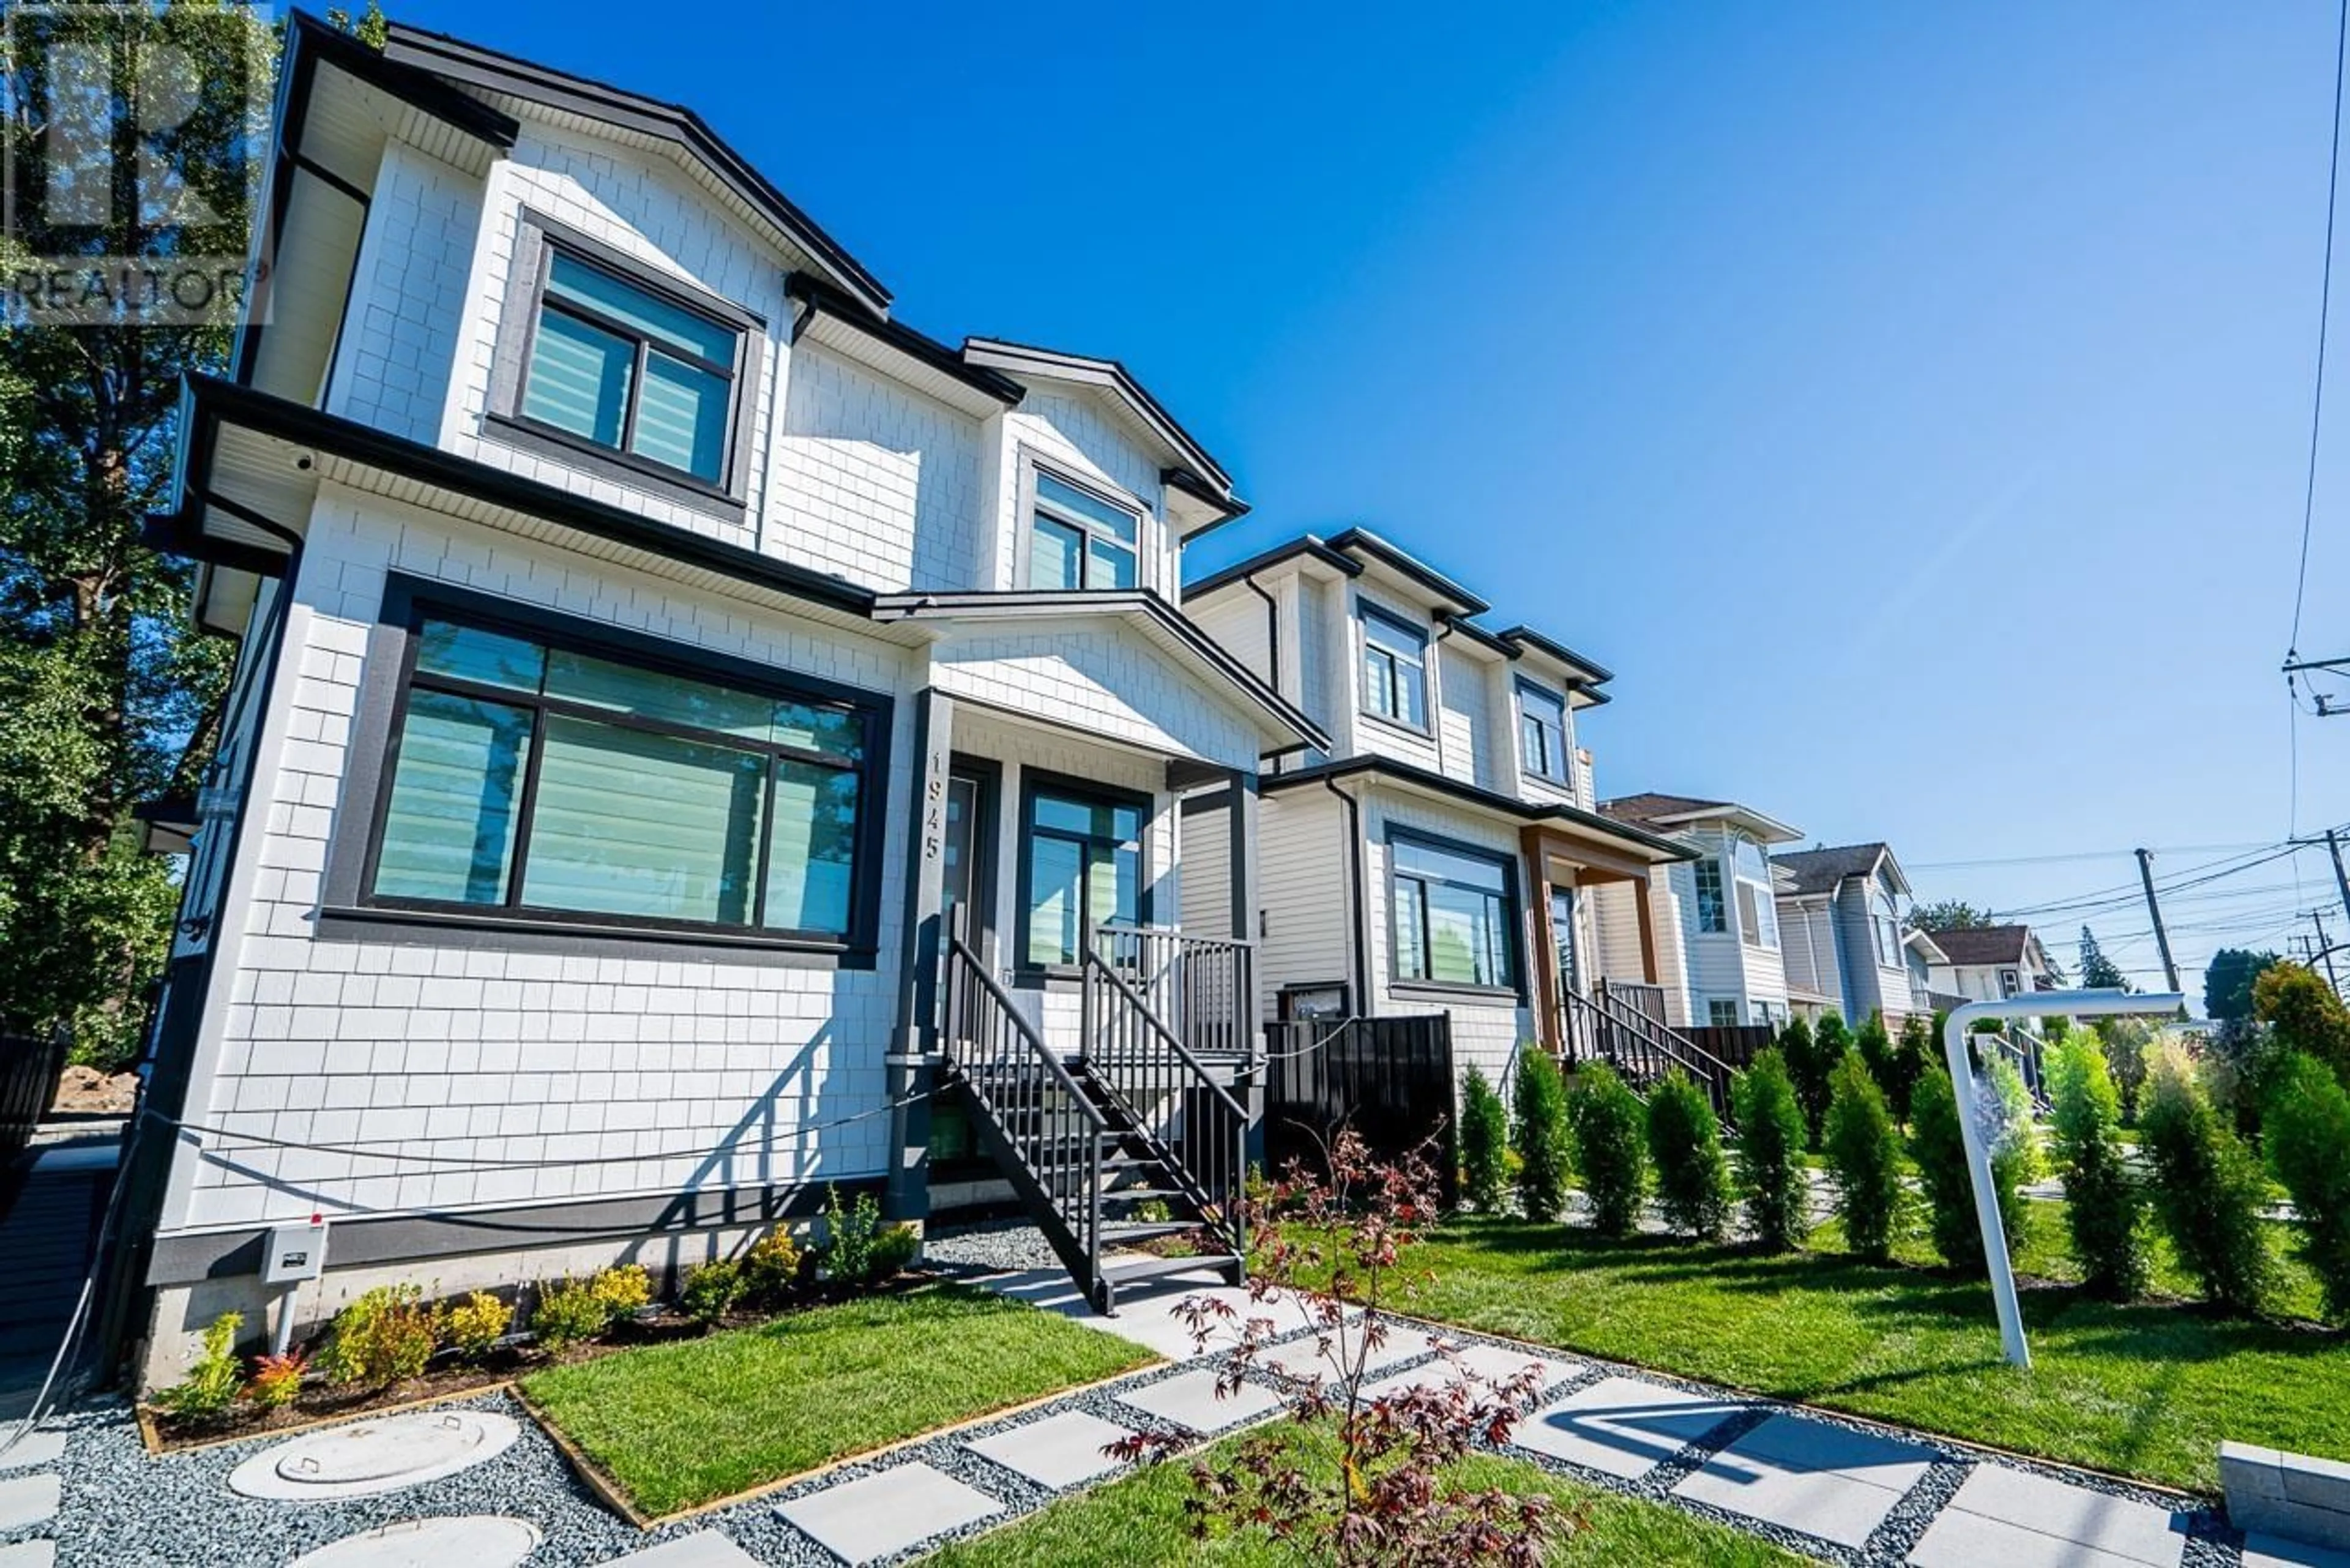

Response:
(1516, 681), (1569, 783)
(515, 246), (744, 487)
(1028, 471), (1140, 590)
(1359, 603), (1430, 731)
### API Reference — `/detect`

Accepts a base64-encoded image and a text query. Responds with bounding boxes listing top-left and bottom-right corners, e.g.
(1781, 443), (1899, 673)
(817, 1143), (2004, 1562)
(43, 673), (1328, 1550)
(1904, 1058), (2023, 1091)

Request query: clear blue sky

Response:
(387, 0), (2350, 995)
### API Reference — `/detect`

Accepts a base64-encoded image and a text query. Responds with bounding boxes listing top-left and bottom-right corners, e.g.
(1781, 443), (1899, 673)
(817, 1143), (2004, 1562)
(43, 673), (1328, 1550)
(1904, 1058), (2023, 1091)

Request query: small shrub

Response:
(154, 1311), (244, 1419)
(531, 1277), (614, 1353)
(868, 1223), (920, 1282)
(443, 1290), (513, 1364)
(2098, 1017), (2152, 1123)
(2262, 1052), (2350, 1322)
(681, 1258), (747, 1325)
(743, 1227), (804, 1304)
(2047, 1036), (2148, 1300)
(1458, 1065), (1509, 1213)
(1567, 1062), (1647, 1237)
(1510, 1050), (1572, 1223)
(1732, 1048), (1810, 1252)
(1857, 1010), (1920, 1124)
(588, 1264), (653, 1318)
(821, 1185), (885, 1285)
(1890, 1013), (1933, 1124)
(1909, 1061), (2033, 1273)
(321, 1285), (438, 1388)
(1823, 1053), (1904, 1261)
(1792, 1013), (1852, 1148)
(244, 1349), (306, 1410)
(2140, 1043), (2278, 1314)
(1645, 1069), (1729, 1240)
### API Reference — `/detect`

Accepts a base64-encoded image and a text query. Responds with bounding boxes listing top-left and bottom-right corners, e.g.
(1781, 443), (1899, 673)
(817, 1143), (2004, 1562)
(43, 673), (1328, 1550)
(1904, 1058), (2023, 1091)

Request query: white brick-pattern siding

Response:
(328, 138), (483, 441)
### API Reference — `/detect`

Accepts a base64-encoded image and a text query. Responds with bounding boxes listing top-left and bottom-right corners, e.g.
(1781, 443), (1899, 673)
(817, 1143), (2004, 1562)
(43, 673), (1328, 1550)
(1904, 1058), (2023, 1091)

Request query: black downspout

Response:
(1241, 572), (1281, 774)
(1324, 776), (1370, 1015)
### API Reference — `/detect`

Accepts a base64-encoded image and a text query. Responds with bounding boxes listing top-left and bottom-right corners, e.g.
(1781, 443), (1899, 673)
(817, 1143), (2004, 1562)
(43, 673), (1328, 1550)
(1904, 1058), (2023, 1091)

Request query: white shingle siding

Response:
(928, 622), (1261, 771)
(159, 482), (916, 1236)
(997, 391), (1171, 595)
(1256, 788), (1347, 1018)
(1179, 800), (1235, 939)
(1434, 644), (1493, 790)
(328, 138), (483, 439)
(772, 342), (985, 591)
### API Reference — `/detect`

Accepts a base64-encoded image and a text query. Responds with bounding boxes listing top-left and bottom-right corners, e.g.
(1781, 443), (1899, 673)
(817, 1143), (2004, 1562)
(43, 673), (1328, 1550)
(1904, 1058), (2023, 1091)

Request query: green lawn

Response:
(1382, 1215), (2350, 1495)
(521, 1283), (1155, 1518)
(926, 1423), (1800, 1567)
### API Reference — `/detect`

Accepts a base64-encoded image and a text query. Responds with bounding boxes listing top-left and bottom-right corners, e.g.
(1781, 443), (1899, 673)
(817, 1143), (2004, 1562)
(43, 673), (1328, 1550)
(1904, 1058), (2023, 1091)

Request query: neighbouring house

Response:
(1772, 843), (1919, 1031)
(1905, 927), (1962, 1017)
(1181, 531), (1698, 1090)
(1924, 924), (2062, 1007)
(1599, 794), (1806, 1030)
(122, 16), (1328, 1382)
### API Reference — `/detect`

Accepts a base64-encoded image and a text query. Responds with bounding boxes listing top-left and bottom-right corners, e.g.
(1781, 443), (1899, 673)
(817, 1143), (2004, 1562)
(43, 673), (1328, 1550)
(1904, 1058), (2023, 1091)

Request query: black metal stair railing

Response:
(1080, 940), (1248, 1260)
(940, 933), (1108, 1306)
(1561, 986), (1741, 1124)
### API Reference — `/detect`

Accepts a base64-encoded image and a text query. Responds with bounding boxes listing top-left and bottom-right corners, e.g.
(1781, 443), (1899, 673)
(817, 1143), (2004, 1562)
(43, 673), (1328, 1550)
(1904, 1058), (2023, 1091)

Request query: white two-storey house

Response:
(1181, 531), (1698, 1098)
(125, 16), (1324, 1381)
(1600, 794), (1805, 1029)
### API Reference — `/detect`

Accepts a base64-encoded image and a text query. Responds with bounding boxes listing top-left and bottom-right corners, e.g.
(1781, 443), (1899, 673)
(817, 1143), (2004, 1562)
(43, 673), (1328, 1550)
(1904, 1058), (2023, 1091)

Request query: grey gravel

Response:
(918, 1222), (1064, 1277)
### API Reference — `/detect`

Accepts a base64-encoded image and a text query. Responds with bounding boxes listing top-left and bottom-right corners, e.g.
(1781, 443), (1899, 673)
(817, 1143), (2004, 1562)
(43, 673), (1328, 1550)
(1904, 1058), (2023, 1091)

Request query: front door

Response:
(1550, 886), (1580, 996)
(942, 760), (997, 961)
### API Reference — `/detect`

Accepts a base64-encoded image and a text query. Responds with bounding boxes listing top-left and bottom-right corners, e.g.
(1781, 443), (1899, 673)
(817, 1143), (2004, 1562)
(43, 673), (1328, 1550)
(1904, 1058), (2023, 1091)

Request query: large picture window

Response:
(1028, 469), (1140, 591)
(518, 248), (743, 485)
(367, 608), (877, 943)
(1390, 831), (1518, 990)
(1360, 603), (1430, 730)
(1731, 839), (1777, 950)
(1517, 681), (1569, 783)
(1020, 779), (1147, 969)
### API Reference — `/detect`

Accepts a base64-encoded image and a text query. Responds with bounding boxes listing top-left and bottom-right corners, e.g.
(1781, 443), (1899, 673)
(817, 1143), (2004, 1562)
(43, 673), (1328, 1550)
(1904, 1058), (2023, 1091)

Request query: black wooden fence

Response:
(0, 1034), (69, 1169)
(1263, 1015), (1456, 1204)
(1680, 1025), (1778, 1070)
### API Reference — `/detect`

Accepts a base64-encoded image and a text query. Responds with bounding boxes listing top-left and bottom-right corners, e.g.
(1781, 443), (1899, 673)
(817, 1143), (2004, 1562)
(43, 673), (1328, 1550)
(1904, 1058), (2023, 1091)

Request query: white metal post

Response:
(1943, 990), (2182, 1369)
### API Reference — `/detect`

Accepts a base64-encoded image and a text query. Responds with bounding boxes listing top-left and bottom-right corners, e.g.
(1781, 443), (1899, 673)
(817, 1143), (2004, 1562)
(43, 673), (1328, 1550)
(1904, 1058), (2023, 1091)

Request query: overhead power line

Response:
(2286, 0), (2350, 741)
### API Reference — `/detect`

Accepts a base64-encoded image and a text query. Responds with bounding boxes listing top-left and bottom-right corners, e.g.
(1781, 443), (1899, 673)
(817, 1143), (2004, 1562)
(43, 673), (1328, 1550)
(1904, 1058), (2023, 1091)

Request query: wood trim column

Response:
(1522, 829), (1561, 1053)
(1633, 868), (1662, 985)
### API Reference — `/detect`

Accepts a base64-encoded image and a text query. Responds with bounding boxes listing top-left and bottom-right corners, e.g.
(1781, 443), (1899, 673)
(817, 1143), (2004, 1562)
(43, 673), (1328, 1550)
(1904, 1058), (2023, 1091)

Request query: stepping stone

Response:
(1363, 1342), (1580, 1404)
(0, 1473), (58, 1531)
(0, 1431), (64, 1471)
(598, 1531), (762, 1566)
(777, 1462), (1003, 1564)
(1673, 1414), (1934, 1548)
(1510, 1376), (1747, 1480)
(291, 1516), (542, 1566)
(227, 1410), (521, 1501)
(1116, 1367), (1286, 1434)
(0, 1543), (54, 1568)
(966, 1409), (1137, 1489)
(1262, 1323), (1440, 1383)
(2247, 1538), (2350, 1568)
(1908, 1465), (2187, 1568)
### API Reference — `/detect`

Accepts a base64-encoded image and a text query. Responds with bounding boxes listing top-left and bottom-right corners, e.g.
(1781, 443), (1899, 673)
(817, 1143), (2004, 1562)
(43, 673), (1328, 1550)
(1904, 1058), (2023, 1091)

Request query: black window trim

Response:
(352, 577), (892, 957)
(1384, 824), (1524, 1001)
(1514, 675), (1570, 784)
(488, 210), (763, 506)
(1358, 597), (1433, 738)
(1018, 450), (1148, 592)
(1013, 767), (1154, 984)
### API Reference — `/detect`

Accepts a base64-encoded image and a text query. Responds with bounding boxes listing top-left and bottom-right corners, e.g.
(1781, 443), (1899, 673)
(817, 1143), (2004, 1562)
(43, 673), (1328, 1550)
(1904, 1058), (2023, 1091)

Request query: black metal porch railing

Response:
(0, 1032), (69, 1171)
(1561, 987), (1740, 1124)
(1080, 943), (1248, 1257)
(941, 934), (1108, 1305)
(1092, 923), (1256, 1062)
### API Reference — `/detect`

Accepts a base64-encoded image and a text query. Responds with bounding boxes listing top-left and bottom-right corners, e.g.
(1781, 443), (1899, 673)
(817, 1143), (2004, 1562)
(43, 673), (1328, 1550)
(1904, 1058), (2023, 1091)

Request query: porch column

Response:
(1228, 771), (1266, 1166)
(1633, 869), (1662, 984)
(887, 687), (953, 1224)
(1521, 829), (1561, 1053)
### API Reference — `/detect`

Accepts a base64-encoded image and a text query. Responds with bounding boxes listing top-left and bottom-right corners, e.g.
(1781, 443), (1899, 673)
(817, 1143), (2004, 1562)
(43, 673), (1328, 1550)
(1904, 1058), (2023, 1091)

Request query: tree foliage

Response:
(1731, 1049), (1809, 1253)
(1509, 1051), (1570, 1223)
(1457, 1066), (1509, 1215)
(1823, 1053), (1906, 1261)
(2078, 926), (2128, 991)
(1788, 1012), (1851, 1148)
(1644, 1070), (1729, 1241)
(2262, 1052), (2350, 1324)
(1565, 1062), (1647, 1238)
(2139, 1045), (2278, 1315)
(1907, 900), (1991, 933)
(2254, 964), (2350, 1085)
(2204, 949), (2283, 1026)
(2046, 1036), (2149, 1300)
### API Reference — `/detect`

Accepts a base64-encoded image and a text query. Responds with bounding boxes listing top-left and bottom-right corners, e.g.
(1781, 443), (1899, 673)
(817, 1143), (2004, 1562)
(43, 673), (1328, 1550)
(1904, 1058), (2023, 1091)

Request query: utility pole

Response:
(2287, 655), (2350, 717)
(2135, 848), (2183, 995)
(2313, 909), (2345, 996)
(2327, 828), (2350, 928)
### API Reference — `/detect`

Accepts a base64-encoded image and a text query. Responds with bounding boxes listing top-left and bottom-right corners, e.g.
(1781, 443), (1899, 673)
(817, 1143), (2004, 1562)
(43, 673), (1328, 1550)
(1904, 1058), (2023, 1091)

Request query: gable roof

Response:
(1603, 793), (1804, 845)
(1928, 925), (2035, 967)
(1775, 842), (1900, 897)
(381, 20), (890, 314)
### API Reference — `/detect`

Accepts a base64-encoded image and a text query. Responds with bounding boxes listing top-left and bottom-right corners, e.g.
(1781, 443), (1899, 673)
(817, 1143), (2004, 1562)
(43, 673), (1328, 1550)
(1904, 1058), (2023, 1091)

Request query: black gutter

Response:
(165, 375), (880, 619)
(290, 12), (520, 146)
(961, 337), (1233, 494)
(1160, 466), (1250, 538)
(1182, 534), (1360, 603)
(1499, 624), (1616, 685)
(1324, 775), (1372, 1013)
(1324, 527), (1490, 614)
(383, 22), (889, 313)
(1439, 612), (1516, 660)
(1264, 754), (1695, 862)
(785, 274), (1023, 406)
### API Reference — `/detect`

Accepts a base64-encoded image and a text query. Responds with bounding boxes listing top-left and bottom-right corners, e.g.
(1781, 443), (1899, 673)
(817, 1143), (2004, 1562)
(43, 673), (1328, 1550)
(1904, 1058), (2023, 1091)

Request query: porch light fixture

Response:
(1944, 989), (2183, 1370)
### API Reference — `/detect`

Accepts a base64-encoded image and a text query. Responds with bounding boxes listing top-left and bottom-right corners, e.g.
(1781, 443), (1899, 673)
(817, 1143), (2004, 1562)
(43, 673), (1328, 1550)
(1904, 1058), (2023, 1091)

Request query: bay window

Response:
(1390, 831), (1519, 990)
(366, 608), (878, 944)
